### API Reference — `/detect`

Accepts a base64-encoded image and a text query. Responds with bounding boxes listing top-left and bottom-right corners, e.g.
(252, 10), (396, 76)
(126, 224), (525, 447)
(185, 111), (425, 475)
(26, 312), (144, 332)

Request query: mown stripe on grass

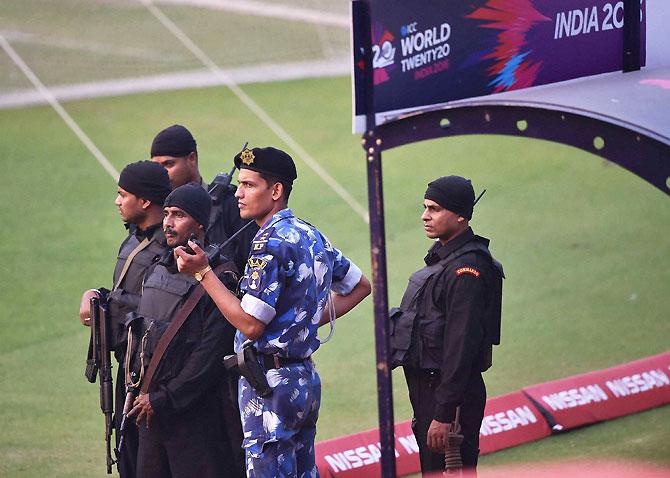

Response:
(141, 0), (370, 223)
(0, 34), (119, 181)
(155, 0), (350, 28)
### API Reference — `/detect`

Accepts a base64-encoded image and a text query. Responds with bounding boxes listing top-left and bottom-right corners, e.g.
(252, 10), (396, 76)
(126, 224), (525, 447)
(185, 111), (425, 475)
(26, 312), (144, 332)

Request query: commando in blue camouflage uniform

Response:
(237, 208), (362, 477)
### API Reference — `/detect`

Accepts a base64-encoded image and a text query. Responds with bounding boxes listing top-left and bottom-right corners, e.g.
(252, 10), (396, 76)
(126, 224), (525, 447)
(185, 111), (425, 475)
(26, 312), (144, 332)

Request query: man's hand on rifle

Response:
(128, 393), (154, 427)
(427, 419), (452, 453)
(79, 289), (100, 326)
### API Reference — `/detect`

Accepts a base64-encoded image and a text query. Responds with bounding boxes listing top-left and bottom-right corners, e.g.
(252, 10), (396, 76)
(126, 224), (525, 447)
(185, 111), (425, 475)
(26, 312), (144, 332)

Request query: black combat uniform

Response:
(391, 227), (503, 474)
(108, 222), (167, 478)
(149, 125), (252, 477)
(205, 181), (257, 478)
(129, 249), (238, 478)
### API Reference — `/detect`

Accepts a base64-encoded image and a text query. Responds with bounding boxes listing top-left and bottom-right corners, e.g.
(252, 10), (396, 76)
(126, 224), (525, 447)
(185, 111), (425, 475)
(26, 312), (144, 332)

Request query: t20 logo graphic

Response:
(370, 23), (396, 85)
(373, 39), (396, 69)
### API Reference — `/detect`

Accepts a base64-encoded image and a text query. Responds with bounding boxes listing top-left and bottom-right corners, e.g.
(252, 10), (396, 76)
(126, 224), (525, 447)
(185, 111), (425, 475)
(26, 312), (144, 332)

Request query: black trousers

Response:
(403, 367), (486, 476)
(219, 369), (246, 478)
(137, 393), (228, 478)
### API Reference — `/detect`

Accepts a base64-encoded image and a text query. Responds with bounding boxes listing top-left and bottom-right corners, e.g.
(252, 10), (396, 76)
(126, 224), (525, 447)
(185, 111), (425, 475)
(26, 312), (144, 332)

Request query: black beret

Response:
(150, 124), (197, 158)
(118, 161), (172, 205)
(424, 175), (475, 220)
(234, 147), (297, 184)
(163, 184), (211, 228)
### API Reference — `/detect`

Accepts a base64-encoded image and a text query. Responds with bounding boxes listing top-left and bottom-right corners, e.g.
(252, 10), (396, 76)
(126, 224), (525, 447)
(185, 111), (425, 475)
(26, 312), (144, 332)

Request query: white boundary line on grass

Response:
(140, 0), (369, 223)
(0, 59), (350, 110)
(0, 33), (120, 181)
(0, 28), (185, 62)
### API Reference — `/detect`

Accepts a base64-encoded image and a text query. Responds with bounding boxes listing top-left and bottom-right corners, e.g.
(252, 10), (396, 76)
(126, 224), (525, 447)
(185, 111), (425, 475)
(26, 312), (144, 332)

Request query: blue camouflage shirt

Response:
(236, 208), (362, 358)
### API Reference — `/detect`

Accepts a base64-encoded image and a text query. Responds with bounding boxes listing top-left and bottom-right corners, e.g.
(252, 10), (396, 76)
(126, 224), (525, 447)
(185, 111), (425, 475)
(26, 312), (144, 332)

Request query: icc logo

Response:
(400, 22), (418, 37)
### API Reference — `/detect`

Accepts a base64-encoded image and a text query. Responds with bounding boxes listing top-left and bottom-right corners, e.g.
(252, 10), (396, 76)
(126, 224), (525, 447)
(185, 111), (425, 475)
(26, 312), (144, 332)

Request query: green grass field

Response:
(1, 0), (669, 475)
(0, 76), (668, 477)
(0, 0), (349, 92)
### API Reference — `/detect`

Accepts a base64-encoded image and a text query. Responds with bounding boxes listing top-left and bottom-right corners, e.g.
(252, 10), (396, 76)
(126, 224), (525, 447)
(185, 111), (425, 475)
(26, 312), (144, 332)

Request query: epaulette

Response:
(251, 227), (274, 254)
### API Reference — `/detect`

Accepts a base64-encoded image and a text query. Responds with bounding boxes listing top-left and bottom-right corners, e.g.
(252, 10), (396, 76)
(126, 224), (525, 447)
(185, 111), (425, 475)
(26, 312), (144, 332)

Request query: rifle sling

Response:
(114, 237), (152, 291)
(85, 332), (98, 383)
(140, 261), (234, 394)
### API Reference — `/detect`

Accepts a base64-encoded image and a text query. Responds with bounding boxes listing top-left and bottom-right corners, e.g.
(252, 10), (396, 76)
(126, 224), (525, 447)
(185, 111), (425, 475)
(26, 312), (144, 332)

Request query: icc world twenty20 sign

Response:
(352, 0), (646, 132)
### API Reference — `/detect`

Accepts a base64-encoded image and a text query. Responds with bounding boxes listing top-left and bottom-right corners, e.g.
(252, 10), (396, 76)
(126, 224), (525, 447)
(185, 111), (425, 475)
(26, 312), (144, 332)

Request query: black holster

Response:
(224, 345), (272, 397)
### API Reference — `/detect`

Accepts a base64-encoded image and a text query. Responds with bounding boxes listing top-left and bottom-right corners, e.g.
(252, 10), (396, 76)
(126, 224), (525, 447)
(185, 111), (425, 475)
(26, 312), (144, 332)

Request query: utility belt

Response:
(259, 353), (308, 370)
(223, 344), (309, 398)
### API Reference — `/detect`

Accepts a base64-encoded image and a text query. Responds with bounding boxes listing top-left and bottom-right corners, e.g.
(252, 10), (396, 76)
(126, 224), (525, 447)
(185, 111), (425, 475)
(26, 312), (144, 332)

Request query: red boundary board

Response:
(478, 391), (551, 455)
(315, 352), (670, 477)
(523, 351), (670, 430)
(315, 420), (416, 478)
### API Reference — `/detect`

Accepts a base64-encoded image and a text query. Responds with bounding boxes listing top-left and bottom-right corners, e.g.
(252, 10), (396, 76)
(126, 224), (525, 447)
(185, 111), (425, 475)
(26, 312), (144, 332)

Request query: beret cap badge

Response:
(234, 146), (297, 183)
(240, 149), (255, 165)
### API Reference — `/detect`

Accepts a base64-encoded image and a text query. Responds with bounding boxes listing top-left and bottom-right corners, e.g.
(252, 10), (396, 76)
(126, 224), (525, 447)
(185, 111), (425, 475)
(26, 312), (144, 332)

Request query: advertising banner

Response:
(479, 391), (552, 455)
(314, 353), (668, 476)
(315, 392), (550, 476)
(523, 351), (670, 430)
(315, 420), (419, 478)
(353, 0), (647, 132)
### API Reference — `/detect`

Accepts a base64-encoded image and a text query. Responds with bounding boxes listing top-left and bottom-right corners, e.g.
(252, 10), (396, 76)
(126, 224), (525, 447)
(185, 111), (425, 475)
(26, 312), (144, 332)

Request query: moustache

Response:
(164, 227), (177, 237)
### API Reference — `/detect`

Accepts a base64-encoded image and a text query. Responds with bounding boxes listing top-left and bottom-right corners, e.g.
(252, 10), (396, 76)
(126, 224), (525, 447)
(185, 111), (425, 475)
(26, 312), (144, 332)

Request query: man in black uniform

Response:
(79, 161), (172, 478)
(127, 184), (238, 478)
(149, 124), (252, 476)
(149, 124), (258, 273)
(390, 175), (503, 475)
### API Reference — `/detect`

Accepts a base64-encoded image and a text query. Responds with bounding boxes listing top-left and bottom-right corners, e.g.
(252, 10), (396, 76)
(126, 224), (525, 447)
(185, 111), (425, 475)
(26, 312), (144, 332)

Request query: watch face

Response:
(195, 266), (210, 281)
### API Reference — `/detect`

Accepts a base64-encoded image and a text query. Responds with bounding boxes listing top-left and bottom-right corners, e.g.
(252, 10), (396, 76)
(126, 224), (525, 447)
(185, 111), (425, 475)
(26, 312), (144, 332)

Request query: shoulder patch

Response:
(248, 270), (261, 290)
(456, 266), (480, 278)
(251, 227), (274, 253)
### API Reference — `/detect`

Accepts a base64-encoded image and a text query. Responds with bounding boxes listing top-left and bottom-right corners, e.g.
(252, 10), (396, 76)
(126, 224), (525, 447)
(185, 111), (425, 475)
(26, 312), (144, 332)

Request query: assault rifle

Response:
(208, 162), (237, 201)
(84, 289), (116, 474)
(444, 407), (464, 475)
(208, 141), (246, 203)
(115, 386), (136, 458)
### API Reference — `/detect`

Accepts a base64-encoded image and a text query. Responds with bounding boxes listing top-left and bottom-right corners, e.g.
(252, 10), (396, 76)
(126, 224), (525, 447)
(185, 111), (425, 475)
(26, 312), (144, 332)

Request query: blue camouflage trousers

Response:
(238, 359), (321, 478)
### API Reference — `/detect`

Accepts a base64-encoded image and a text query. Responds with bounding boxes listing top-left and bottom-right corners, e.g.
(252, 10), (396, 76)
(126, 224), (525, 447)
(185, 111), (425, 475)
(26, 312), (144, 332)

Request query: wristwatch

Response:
(194, 265), (212, 282)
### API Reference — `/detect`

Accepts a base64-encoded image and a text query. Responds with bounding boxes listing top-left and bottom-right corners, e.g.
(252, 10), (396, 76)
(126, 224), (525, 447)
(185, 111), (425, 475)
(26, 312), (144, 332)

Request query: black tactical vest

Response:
(128, 251), (238, 382)
(135, 263), (197, 326)
(108, 227), (166, 354)
(131, 260), (200, 381)
(390, 237), (503, 371)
